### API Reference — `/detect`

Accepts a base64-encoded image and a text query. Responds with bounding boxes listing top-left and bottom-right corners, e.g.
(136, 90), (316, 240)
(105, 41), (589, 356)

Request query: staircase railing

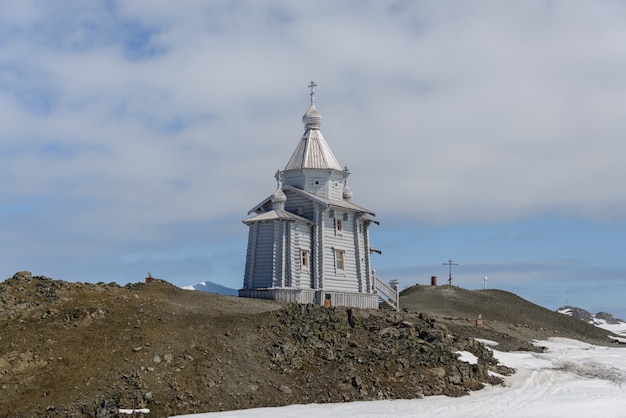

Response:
(374, 271), (399, 311)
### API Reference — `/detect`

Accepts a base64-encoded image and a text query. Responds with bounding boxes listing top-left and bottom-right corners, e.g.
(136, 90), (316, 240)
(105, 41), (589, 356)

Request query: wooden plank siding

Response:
(277, 222), (288, 287)
(243, 224), (258, 289)
(321, 209), (361, 293)
(282, 171), (306, 191)
(313, 205), (323, 290)
(290, 222), (313, 289)
(284, 192), (315, 220)
(327, 172), (347, 201)
(238, 288), (379, 309)
(352, 215), (365, 293)
(361, 220), (375, 293)
(321, 291), (379, 309)
(239, 288), (317, 304)
(251, 222), (276, 288)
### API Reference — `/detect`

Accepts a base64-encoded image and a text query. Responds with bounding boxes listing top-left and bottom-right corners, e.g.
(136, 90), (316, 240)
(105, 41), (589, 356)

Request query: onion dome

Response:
(302, 104), (322, 130)
(343, 184), (353, 201)
(342, 167), (353, 201)
(271, 188), (287, 210)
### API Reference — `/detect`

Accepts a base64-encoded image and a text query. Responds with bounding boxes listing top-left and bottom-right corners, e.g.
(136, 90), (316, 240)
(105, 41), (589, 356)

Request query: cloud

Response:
(1, 0), (625, 322)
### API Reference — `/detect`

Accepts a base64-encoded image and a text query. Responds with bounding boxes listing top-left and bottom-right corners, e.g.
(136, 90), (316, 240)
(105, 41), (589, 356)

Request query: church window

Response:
(335, 218), (342, 232)
(311, 177), (324, 187)
(335, 249), (345, 270)
(301, 250), (309, 268)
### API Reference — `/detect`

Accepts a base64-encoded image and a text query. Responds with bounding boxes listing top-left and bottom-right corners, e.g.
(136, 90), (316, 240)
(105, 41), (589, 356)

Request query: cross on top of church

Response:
(274, 169), (283, 189)
(308, 80), (317, 104)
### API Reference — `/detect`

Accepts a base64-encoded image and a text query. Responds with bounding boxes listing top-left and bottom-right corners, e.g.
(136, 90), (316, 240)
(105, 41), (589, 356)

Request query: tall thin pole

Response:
(442, 259), (459, 286)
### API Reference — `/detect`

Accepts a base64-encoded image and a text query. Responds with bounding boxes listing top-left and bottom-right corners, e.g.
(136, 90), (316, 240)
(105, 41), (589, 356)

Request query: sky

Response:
(1, 1), (626, 318)
(174, 336), (626, 418)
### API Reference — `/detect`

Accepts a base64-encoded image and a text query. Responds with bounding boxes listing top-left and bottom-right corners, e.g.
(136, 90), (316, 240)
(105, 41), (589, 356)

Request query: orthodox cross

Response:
(308, 80), (317, 104)
(442, 259), (459, 286)
(274, 169), (283, 189)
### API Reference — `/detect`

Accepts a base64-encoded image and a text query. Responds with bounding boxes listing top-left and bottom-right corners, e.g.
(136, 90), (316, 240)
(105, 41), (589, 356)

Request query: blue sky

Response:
(1, 1), (625, 319)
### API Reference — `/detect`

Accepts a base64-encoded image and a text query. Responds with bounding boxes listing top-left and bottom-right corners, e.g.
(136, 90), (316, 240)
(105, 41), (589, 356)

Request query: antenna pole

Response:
(442, 259), (459, 286)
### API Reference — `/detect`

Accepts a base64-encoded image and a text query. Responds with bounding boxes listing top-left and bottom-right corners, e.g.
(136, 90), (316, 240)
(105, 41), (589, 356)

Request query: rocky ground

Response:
(0, 272), (620, 417)
(399, 285), (619, 352)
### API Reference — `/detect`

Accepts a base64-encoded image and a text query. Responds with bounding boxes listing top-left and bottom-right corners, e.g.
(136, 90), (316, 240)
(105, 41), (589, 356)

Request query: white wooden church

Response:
(239, 82), (398, 310)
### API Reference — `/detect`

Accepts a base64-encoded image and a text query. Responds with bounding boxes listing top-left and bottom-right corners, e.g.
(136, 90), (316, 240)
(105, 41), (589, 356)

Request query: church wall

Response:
(290, 222), (313, 289)
(352, 218), (372, 293)
(314, 205), (325, 290)
(328, 172), (347, 201)
(243, 225), (257, 289)
(283, 172), (305, 189)
(307, 176), (328, 197)
(319, 208), (360, 292)
(275, 222), (286, 287)
(284, 192), (315, 220)
(362, 221), (373, 292)
(251, 222), (277, 288)
(352, 217), (364, 293)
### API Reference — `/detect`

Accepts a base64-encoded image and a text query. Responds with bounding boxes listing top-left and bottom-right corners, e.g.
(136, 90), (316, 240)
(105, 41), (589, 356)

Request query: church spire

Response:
(284, 81), (342, 171)
(302, 80), (322, 130)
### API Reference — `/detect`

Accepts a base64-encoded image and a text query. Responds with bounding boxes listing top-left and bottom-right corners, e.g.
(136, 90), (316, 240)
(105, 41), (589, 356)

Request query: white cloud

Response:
(1, 1), (626, 311)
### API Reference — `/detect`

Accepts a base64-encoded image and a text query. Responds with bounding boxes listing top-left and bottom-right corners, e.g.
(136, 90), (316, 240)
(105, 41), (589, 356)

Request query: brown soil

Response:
(0, 273), (620, 417)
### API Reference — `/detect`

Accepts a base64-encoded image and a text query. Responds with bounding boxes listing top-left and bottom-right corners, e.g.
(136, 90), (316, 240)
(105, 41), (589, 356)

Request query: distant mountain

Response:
(558, 305), (626, 338)
(182, 281), (238, 296)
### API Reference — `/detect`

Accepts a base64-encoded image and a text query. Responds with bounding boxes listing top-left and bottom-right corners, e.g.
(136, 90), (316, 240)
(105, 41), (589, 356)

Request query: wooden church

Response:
(239, 82), (398, 310)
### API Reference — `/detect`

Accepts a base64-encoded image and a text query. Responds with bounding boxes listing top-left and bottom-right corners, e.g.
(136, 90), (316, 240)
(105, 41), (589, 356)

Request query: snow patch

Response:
(119, 408), (149, 415)
(180, 281), (238, 296)
(475, 338), (499, 347)
(456, 351), (478, 365)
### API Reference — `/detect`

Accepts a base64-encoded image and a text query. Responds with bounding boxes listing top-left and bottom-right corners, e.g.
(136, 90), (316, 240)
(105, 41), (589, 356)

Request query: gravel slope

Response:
(0, 273), (620, 417)
(400, 285), (618, 351)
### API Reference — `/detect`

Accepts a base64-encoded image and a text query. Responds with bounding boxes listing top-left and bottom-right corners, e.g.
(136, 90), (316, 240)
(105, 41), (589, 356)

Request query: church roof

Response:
(284, 185), (375, 216)
(284, 128), (342, 171)
(246, 185), (375, 217)
(284, 81), (343, 172)
(242, 208), (313, 225)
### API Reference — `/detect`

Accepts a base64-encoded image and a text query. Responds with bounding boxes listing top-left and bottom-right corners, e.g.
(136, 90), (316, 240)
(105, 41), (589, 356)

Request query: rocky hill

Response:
(399, 285), (618, 351)
(0, 272), (620, 417)
(558, 305), (625, 325)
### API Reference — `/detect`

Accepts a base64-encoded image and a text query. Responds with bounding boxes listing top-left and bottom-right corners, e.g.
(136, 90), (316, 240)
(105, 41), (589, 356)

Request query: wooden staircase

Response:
(374, 273), (399, 311)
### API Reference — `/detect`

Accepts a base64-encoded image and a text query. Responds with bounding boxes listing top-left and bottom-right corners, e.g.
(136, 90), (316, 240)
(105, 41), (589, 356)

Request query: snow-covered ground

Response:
(588, 322), (626, 343)
(558, 307), (626, 344)
(173, 337), (626, 418)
